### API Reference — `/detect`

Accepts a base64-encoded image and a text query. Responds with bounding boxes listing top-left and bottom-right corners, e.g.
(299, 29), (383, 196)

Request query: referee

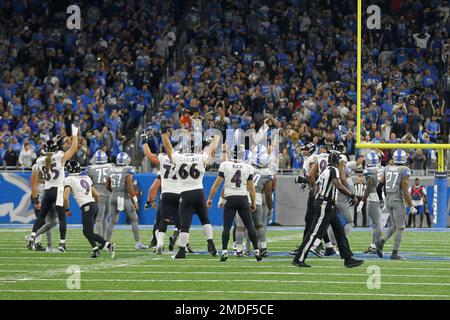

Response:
(292, 152), (364, 268)
(354, 175), (367, 227)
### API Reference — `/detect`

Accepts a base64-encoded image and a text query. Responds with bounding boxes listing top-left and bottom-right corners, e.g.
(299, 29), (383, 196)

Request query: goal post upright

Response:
(355, 0), (449, 227)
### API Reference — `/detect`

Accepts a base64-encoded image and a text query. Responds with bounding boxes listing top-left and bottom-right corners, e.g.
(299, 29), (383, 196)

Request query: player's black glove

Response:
(140, 134), (148, 145)
(144, 201), (151, 209)
(160, 120), (170, 134)
(294, 176), (308, 184)
(294, 176), (308, 192)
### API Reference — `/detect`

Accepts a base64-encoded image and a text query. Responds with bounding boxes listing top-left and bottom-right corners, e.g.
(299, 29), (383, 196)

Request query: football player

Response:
(161, 127), (220, 259)
(375, 149), (416, 260)
(207, 146), (262, 262)
(64, 160), (116, 258)
(86, 150), (114, 238)
(29, 151), (58, 251)
(361, 151), (384, 254)
(105, 152), (148, 249)
(27, 126), (79, 252)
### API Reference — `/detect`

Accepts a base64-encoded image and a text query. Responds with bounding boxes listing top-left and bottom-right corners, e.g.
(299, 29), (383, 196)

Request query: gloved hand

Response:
(409, 206), (417, 215)
(294, 176), (308, 184)
(71, 125), (79, 137)
(140, 134), (148, 145)
(160, 120), (170, 134)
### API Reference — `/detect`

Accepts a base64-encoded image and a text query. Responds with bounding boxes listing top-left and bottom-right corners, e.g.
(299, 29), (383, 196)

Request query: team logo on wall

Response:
(0, 173), (35, 223)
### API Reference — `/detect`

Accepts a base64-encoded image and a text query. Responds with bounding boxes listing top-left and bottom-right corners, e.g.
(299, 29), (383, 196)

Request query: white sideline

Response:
(0, 289), (449, 298)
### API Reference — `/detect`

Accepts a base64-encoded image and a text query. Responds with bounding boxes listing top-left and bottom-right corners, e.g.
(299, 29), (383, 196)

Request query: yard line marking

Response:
(2, 269), (450, 279)
(0, 289), (449, 298)
(3, 278), (450, 287)
(0, 255), (165, 283)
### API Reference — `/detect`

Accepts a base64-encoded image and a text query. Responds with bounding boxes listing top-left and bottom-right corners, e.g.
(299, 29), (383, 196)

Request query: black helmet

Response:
(328, 151), (340, 167)
(330, 140), (345, 152)
(66, 160), (81, 174)
(301, 142), (316, 157)
(44, 140), (58, 153)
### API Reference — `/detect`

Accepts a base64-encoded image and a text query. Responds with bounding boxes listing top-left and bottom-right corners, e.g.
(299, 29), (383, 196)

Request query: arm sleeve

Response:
(376, 182), (384, 200)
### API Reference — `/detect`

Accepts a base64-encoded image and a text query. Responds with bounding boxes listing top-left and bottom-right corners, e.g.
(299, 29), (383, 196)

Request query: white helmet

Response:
(392, 149), (407, 165)
(92, 150), (108, 164)
(116, 152), (131, 166)
(365, 151), (379, 167)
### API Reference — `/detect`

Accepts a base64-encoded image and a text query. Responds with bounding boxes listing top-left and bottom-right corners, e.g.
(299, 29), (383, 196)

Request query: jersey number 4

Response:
(231, 170), (242, 188)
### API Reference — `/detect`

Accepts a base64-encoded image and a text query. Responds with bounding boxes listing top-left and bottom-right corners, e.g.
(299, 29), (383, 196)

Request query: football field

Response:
(0, 226), (450, 300)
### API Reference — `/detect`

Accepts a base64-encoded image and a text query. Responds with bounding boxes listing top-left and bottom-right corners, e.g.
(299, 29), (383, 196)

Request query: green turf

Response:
(0, 227), (450, 300)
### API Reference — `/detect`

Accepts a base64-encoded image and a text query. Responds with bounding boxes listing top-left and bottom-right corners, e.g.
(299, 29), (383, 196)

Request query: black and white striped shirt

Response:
(354, 183), (366, 198)
(315, 166), (340, 202)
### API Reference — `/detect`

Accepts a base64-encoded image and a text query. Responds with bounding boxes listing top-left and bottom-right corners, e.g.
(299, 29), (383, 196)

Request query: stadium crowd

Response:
(0, 0), (182, 168)
(1, 0), (449, 173)
(145, 0), (449, 172)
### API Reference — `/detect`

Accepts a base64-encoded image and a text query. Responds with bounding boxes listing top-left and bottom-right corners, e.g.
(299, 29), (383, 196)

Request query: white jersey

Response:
(316, 152), (329, 175)
(171, 151), (210, 192)
(158, 153), (180, 194)
(35, 151), (65, 190)
(64, 175), (95, 207)
(219, 161), (254, 198)
(303, 154), (318, 177)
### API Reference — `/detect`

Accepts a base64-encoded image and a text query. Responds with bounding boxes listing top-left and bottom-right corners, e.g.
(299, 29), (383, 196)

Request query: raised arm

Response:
(142, 140), (160, 165)
(204, 134), (221, 159)
(62, 126), (79, 164)
(161, 133), (174, 161)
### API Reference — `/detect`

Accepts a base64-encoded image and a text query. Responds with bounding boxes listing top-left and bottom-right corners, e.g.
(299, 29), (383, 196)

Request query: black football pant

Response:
(303, 190), (331, 243)
(295, 200), (353, 263)
(81, 202), (107, 248)
(222, 196), (259, 251)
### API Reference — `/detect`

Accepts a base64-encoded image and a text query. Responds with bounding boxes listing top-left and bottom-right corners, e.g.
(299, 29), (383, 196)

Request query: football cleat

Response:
(260, 248), (268, 257)
(172, 247), (186, 259)
(91, 247), (100, 258)
(292, 260), (311, 268)
(220, 252), (228, 262)
(149, 239), (157, 248)
(289, 247), (299, 255)
(34, 243), (46, 251)
(58, 243), (67, 253)
(207, 242), (217, 256)
(26, 237), (35, 250)
(363, 246), (377, 254)
(375, 240), (385, 258)
(390, 253), (406, 260)
(107, 243), (116, 259)
(236, 251), (245, 257)
(135, 242), (149, 250)
(186, 243), (195, 253)
(344, 257), (364, 268)
(254, 249), (262, 261)
(232, 242), (238, 251)
(169, 236), (176, 251)
(45, 247), (55, 253)
(324, 247), (337, 256)
(310, 247), (323, 258)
